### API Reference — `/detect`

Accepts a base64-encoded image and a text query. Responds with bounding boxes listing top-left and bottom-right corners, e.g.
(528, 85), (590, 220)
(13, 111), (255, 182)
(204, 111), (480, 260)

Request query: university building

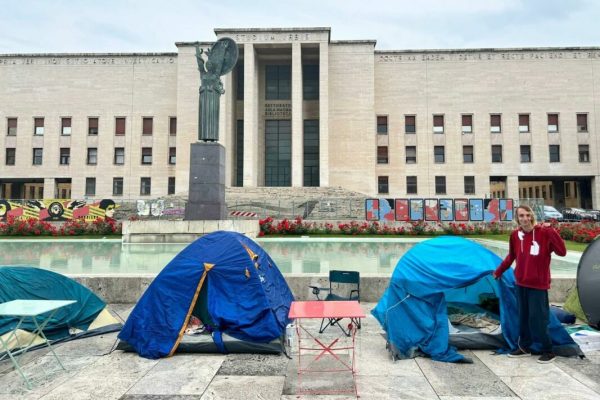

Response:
(0, 27), (599, 209)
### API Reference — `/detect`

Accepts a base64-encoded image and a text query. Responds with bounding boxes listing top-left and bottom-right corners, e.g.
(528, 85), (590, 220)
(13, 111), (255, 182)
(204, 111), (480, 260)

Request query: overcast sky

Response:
(1, 0), (599, 54)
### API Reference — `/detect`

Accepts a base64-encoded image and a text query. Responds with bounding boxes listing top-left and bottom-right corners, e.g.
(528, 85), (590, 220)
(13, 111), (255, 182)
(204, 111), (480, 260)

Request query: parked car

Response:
(562, 207), (595, 221)
(543, 205), (563, 221)
(585, 209), (600, 221)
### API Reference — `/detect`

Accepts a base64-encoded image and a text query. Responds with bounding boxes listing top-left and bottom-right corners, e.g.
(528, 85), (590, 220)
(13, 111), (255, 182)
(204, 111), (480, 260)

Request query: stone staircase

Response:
(225, 186), (369, 219)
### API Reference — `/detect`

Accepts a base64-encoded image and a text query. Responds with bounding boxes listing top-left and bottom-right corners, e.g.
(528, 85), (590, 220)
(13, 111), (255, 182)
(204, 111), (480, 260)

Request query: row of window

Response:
(4, 116), (177, 136)
(85, 177), (176, 197)
(5, 147), (177, 166)
(377, 176), (475, 195)
(377, 144), (591, 164)
(236, 64), (320, 101)
(376, 113), (590, 134)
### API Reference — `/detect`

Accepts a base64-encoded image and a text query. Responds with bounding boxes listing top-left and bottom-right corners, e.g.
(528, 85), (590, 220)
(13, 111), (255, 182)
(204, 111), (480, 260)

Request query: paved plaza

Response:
(1, 303), (599, 399)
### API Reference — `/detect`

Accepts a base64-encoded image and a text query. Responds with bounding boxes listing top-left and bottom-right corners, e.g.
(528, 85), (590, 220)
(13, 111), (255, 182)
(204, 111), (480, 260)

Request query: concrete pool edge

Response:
(71, 274), (577, 304)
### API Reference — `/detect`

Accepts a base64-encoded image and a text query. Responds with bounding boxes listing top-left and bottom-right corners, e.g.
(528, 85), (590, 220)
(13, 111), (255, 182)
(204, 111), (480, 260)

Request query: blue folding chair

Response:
(309, 270), (361, 336)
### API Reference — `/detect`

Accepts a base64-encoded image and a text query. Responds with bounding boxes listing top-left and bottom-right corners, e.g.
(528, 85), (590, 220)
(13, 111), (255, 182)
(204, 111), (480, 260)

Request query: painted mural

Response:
(0, 199), (117, 222)
(367, 198), (515, 223)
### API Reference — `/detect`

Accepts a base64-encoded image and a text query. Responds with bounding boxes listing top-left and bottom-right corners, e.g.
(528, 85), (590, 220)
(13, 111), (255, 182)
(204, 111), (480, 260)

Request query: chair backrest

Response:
(329, 270), (360, 287)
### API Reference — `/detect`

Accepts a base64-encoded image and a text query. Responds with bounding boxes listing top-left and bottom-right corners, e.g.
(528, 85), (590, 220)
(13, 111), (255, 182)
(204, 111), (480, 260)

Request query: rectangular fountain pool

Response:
(0, 237), (580, 277)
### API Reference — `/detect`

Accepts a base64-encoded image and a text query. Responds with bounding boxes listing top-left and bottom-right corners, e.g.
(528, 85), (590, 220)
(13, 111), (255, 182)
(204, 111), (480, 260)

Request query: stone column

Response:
(592, 176), (600, 209)
(291, 42), (303, 187)
(43, 178), (55, 199)
(506, 175), (519, 203)
(243, 43), (258, 187)
(220, 72), (234, 185)
(552, 179), (566, 209)
(319, 42), (329, 187)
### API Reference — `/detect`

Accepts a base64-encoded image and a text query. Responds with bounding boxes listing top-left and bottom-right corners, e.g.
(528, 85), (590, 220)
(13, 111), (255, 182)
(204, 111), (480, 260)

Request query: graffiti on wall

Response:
(365, 198), (515, 223)
(0, 199), (118, 222)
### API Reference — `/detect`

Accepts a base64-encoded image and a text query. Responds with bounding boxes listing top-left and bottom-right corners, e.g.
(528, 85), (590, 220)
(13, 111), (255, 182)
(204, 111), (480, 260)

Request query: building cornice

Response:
(0, 52), (177, 58)
(376, 46), (600, 54)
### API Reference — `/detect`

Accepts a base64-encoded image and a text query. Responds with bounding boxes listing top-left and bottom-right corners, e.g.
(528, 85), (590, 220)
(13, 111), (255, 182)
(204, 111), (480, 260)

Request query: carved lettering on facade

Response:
(233, 33), (313, 43)
(264, 103), (292, 118)
(0, 57), (176, 66)
(377, 50), (600, 63)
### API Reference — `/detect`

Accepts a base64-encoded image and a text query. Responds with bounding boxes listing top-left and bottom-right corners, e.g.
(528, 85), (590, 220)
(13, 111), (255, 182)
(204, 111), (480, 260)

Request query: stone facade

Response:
(1, 28), (599, 208)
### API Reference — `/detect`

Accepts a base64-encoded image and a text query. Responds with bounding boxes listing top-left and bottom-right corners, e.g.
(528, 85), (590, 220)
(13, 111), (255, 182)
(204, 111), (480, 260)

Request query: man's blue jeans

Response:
(516, 285), (552, 353)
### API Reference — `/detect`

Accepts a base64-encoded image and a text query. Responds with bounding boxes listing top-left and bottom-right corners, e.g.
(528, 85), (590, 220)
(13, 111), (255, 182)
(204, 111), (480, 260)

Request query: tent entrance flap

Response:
(169, 267), (211, 356)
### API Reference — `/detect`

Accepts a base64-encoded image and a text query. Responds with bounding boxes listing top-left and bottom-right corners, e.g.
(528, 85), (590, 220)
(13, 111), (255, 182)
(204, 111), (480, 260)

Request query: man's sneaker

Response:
(507, 348), (531, 358)
(537, 353), (556, 364)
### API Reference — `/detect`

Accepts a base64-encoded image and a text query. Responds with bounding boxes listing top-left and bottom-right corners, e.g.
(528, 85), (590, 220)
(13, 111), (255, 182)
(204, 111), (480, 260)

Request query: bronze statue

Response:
(195, 38), (238, 141)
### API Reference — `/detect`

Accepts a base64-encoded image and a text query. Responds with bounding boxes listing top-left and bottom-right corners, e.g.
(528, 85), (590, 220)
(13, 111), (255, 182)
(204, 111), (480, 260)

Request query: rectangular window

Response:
(377, 116), (388, 134)
(549, 145), (560, 162)
(405, 146), (416, 164)
(236, 64), (244, 100)
(113, 177), (123, 196)
(85, 178), (96, 196)
(303, 120), (319, 187)
(577, 113), (588, 132)
(115, 117), (126, 135)
(565, 182), (571, 198)
(34, 117), (44, 135)
(434, 146), (445, 163)
(265, 65), (291, 100)
(490, 114), (501, 133)
(520, 145), (531, 163)
(169, 147), (176, 165)
(169, 117), (177, 136)
(405, 115), (416, 133)
(87, 148), (98, 165)
(33, 148), (43, 165)
(406, 176), (417, 194)
(435, 176), (446, 195)
(433, 115), (444, 133)
(463, 145), (474, 163)
(547, 113), (559, 133)
(60, 148), (70, 165)
(236, 119), (244, 186)
(303, 64), (319, 100)
(378, 176), (389, 194)
(114, 147), (125, 165)
(265, 120), (291, 186)
(542, 186), (547, 199)
(518, 114), (530, 132)
(377, 146), (388, 164)
(141, 147), (153, 165)
(7, 118), (17, 136)
(462, 114), (473, 133)
(528, 187), (533, 198)
(142, 117), (153, 135)
(168, 177), (176, 195)
(140, 177), (151, 195)
(88, 117), (99, 135)
(492, 145), (503, 163)
(464, 176), (475, 194)
(5, 148), (15, 165)
(61, 117), (71, 135)
(579, 145), (590, 162)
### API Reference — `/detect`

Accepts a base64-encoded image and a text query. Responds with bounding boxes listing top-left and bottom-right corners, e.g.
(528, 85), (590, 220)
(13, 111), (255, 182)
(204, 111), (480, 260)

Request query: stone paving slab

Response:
(126, 354), (224, 396)
(416, 350), (516, 397)
(199, 375), (285, 399)
(217, 353), (290, 376)
(1, 302), (600, 399)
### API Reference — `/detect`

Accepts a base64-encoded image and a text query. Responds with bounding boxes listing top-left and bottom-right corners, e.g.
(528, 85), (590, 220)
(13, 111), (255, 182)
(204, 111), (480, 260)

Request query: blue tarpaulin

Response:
(118, 231), (294, 359)
(372, 236), (581, 362)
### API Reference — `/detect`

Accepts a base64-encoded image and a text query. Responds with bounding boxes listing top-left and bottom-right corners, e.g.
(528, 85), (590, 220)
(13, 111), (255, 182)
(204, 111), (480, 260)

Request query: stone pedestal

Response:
(185, 142), (227, 220)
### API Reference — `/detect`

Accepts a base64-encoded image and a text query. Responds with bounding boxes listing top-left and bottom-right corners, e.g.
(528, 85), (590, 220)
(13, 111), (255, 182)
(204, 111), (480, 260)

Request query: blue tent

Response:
(0, 266), (121, 346)
(118, 231), (294, 359)
(372, 236), (582, 363)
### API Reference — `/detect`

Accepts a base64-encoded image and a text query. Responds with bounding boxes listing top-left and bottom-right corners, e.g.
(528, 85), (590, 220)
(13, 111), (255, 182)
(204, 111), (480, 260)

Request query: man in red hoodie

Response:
(493, 204), (566, 364)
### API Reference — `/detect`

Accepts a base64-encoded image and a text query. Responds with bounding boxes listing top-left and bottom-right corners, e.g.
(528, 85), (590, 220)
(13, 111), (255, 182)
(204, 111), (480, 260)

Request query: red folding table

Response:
(288, 300), (366, 397)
